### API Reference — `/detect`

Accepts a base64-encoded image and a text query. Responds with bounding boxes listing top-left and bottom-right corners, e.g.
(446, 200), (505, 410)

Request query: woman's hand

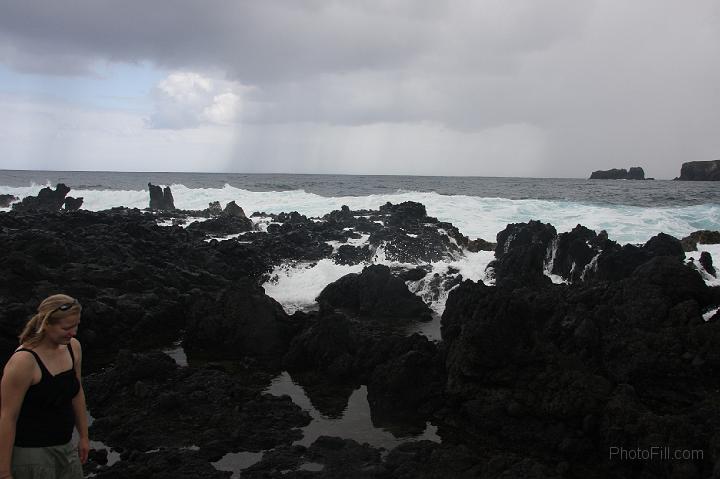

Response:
(77, 437), (90, 464)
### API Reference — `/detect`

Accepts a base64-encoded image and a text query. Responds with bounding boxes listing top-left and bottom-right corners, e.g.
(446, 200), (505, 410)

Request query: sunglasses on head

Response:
(53, 300), (78, 313)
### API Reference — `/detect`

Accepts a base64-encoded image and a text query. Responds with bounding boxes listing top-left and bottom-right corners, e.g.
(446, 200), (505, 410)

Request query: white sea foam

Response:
(542, 237), (567, 284)
(263, 259), (366, 314)
(704, 307), (719, 322)
(261, 244), (495, 316)
(325, 233), (370, 253)
(2, 183), (717, 245)
(685, 244), (720, 287)
(406, 250), (496, 314)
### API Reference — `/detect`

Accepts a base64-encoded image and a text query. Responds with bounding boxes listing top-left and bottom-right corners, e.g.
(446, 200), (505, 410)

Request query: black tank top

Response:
(14, 345), (80, 447)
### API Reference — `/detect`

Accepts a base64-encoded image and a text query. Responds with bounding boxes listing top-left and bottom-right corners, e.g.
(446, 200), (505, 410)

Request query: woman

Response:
(0, 294), (89, 479)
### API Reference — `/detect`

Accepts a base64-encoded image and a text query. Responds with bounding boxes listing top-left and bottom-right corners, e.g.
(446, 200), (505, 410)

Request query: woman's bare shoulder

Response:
(3, 349), (37, 375)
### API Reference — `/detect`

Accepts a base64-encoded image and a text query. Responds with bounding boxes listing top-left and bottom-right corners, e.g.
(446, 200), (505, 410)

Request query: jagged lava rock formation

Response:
(11, 183), (83, 211)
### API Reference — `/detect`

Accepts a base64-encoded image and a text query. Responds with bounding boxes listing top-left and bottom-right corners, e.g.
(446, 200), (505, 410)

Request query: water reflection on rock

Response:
(266, 371), (440, 449)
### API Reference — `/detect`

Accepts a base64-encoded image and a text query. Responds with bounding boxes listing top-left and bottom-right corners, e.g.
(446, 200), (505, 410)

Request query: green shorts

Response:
(12, 441), (82, 479)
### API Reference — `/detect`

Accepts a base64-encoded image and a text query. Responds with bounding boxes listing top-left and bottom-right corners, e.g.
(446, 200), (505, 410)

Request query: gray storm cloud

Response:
(1, 0), (719, 177)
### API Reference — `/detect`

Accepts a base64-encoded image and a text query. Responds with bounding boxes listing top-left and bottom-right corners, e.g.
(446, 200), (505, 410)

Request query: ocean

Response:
(2, 169), (719, 319)
(2, 169), (719, 240)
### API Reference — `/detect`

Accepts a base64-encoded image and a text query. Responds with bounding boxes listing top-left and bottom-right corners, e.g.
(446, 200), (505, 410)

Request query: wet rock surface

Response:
(317, 264), (432, 320)
(700, 251), (716, 277)
(441, 255), (720, 477)
(0, 194), (18, 207)
(242, 436), (385, 478)
(186, 214), (253, 234)
(87, 448), (232, 478)
(0, 209), (268, 369)
(85, 350), (310, 457)
(1, 200), (719, 478)
(148, 183), (176, 211)
(10, 183), (83, 212)
(184, 278), (299, 363)
(488, 220), (556, 287)
(682, 229), (720, 251)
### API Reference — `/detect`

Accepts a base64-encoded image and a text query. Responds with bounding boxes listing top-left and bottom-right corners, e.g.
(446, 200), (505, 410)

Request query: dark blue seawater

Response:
(1, 169), (718, 207)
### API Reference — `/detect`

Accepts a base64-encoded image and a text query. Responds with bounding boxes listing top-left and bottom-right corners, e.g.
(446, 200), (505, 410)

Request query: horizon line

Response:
(0, 168), (677, 181)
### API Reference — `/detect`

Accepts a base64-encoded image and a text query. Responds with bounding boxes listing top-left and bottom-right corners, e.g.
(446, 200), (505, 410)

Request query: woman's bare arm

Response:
(0, 354), (35, 478)
(70, 339), (89, 464)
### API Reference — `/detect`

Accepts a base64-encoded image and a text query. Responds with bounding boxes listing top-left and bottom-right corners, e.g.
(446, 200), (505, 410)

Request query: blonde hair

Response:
(20, 294), (82, 346)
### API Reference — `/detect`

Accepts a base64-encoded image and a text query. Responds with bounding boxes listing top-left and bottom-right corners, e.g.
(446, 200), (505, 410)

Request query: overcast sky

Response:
(1, 0), (719, 178)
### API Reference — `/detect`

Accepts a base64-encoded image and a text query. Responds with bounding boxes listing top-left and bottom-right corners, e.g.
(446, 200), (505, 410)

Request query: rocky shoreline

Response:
(1, 186), (719, 478)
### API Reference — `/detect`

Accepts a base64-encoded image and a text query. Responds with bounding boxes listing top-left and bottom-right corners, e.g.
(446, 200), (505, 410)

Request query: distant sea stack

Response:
(676, 160), (720, 181)
(148, 183), (176, 211)
(589, 167), (646, 180)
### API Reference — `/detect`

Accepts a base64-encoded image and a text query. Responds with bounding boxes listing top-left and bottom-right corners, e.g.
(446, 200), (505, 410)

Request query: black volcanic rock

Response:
(586, 243), (645, 281)
(590, 167), (646, 180)
(550, 225), (601, 283)
(247, 221), (334, 265)
(0, 209), (272, 369)
(366, 333), (444, 420)
(222, 200), (246, 217)
(682, 230), (720, 252)
(276, 211), (312, 225)
(148, 183), (176, 210)
(466, 237), (495, 252)
(7, 199), (720, 476)
(284, 309), (443, 422)
(323, 204), (355, 225)
(89, 448), (232, 479)
(186, 214), (253, 235)
(321, 202), (468, 264)
(678, 160), (720, 181)
(399, 266), (429, 282)
(283, 311), (358, 379)
(379, 201), (427, 224)
(63, 196), (83, 211)
(333, 244), (371, 265)
(368, 225), (463, 263)
(369, 201), (467, 263)
(700, 251), (716, 277)
(586, 232), (687, 282)
(207, 201), (222, 216)
(242, 436), (384, 479)
(440, 253), (719, 477)
(383, 441), (487, 479)
(85, 350), (310, 459)
(316, 264), (431, 320)
(488, 220), (556, 287)
(0, 194), (18, 208)
(184, 279), (298, 362)
(11, 183), (71, 212)
(643, 231), (685, 259)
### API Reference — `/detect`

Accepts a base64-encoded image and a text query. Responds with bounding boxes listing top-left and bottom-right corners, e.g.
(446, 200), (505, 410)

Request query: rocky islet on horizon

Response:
(588, 159), (720, 181)
(676, 160), (720, 181)
(1, 185), (720, 477)
(589, 166), (647, 180)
